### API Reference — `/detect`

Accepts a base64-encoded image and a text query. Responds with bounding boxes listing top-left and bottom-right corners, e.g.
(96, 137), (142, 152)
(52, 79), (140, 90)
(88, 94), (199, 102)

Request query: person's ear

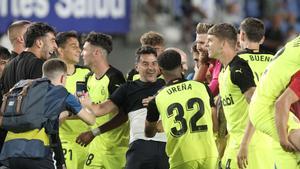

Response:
(95, 48), (103, 57)
(221, 40), (225, 50)
(60, 74), (65, 84)
(57, 48), (63, 56)
(17, 36), (24, 43)
(35, 38), (43, 48)
(259, 36), (265, 44)
(240, 31), (246, 42)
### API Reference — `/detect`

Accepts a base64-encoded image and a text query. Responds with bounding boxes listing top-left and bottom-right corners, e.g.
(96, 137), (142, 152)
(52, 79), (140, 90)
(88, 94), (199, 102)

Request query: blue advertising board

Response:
(0, 0), (130, 33)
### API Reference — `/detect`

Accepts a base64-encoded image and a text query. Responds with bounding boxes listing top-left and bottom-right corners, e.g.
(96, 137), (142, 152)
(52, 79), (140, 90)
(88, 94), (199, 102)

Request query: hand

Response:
(142, 96), (155, 107)
(76, 131), (95, 147)
(76, 91), (84, 98)
(237, 144), (248, 169)
(79, 93), (92, 108)
(199, 50), (210, 65)
(279, 138), (296, 152)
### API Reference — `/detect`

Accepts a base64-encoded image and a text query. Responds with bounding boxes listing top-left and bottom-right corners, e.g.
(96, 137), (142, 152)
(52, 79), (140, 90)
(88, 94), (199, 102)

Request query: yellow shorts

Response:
(83, 137), (127, 169)
(221, 133), (274, 169)
(171, 158), (218, 169)
(61, 135), (89, 169)
(272, 143), (300, 169)
(249, 103), (300, 141)
(250, 105), (300, 169)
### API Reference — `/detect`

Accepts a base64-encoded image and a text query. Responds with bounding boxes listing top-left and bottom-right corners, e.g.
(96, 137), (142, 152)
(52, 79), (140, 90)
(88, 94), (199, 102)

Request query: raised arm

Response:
(80, 94), (118, 117)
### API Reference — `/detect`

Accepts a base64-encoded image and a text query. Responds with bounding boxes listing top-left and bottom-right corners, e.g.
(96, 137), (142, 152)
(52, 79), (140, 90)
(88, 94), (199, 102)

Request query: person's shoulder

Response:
(156, 78), (165, 86)
(126, 68), (138, 81)
(107, 66), (124, 78)
(237, 48), (253, 55)
(20, 52), (44, 65)
(229, 56), (249, 69)
(75, 64), (90, 70)
(19, 51), (37, 59)
(74, 65), (90, 75)
(4, 56), (18, 69)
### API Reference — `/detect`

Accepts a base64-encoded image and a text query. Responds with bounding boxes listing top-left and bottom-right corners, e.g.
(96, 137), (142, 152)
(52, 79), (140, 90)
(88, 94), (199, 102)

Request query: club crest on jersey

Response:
(221, 94), (234, 106)
(101, 86), (106, 95)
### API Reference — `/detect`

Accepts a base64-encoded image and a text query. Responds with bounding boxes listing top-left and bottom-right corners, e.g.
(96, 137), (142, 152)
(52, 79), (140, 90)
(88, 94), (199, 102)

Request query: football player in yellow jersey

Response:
(207, 23), (273, 169)
(238, 17), (274, 83)
(237, 17), (274, 169)
(76, 46), (170, 169)
(78, 32), (129, 169)
(145, 49), (218, 169)
(238, 35), (300, 169)
(56, 31), (91, 169)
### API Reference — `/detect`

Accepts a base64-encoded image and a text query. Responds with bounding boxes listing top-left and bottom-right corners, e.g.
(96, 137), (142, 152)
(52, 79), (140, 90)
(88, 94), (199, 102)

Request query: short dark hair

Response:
(158, 50), (181, 71)
(56, 31), (78, 48)
(240, 17), (265, 42)
(208, 23), (237, 49)
(0, 46), (11, 60)
(24, 22), (56, 48)
(135, 46), (157, 63)
(140, 31), (165, 47)
(85, 32), (113, 55)
(7, 20), (31, 42)
(43, 58), (67, 79)
(196, 23), (214, 34)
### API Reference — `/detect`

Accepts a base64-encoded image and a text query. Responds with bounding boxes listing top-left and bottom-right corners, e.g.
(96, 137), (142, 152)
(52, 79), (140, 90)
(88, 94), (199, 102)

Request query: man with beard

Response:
(194, 22), (221, 97)
(0, 22), (58, 168)
(1, 22), (57, 94)
(77, 46), (169, 169)
(127, 31), (165, 81)
(78, 32), (128, 169)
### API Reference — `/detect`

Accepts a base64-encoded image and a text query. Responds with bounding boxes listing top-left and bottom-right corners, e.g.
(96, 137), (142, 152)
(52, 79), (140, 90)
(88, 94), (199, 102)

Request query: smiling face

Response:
(40, 32), (57, 60)
(59, 37), (81, 64)
(196, 33), (208, 53)
(136, 53), (159, 82)
(206, 34), (223, 60)
(81, 42), (95, 68)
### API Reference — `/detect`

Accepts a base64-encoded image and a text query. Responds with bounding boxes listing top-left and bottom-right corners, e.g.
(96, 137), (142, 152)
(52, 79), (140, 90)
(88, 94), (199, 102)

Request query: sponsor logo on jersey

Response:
(221, 94), (234, 106)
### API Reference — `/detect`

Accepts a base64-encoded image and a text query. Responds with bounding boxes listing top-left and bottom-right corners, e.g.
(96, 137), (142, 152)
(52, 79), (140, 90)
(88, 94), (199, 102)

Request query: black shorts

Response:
(125, 139), (169, 169)
(8, 152), (56, 169)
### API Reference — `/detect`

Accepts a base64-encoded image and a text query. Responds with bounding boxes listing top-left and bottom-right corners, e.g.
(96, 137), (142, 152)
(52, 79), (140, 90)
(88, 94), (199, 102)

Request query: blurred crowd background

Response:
(0, 0), (300, 74)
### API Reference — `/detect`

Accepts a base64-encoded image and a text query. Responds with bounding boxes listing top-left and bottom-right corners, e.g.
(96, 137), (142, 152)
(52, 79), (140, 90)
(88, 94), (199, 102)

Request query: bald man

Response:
(7, 20), (31, 57)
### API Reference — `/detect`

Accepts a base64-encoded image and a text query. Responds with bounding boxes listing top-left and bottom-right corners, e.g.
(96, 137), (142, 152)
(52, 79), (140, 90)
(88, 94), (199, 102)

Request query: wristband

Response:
(91, 127), (101, 136)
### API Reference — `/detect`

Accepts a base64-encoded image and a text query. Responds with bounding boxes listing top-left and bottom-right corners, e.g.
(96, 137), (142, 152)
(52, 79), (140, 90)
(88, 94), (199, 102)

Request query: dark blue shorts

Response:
(125, 139), (169, 169)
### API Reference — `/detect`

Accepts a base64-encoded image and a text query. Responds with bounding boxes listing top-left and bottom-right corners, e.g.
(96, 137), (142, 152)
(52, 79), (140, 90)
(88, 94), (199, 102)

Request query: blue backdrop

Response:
(0, 0), (130, 33)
